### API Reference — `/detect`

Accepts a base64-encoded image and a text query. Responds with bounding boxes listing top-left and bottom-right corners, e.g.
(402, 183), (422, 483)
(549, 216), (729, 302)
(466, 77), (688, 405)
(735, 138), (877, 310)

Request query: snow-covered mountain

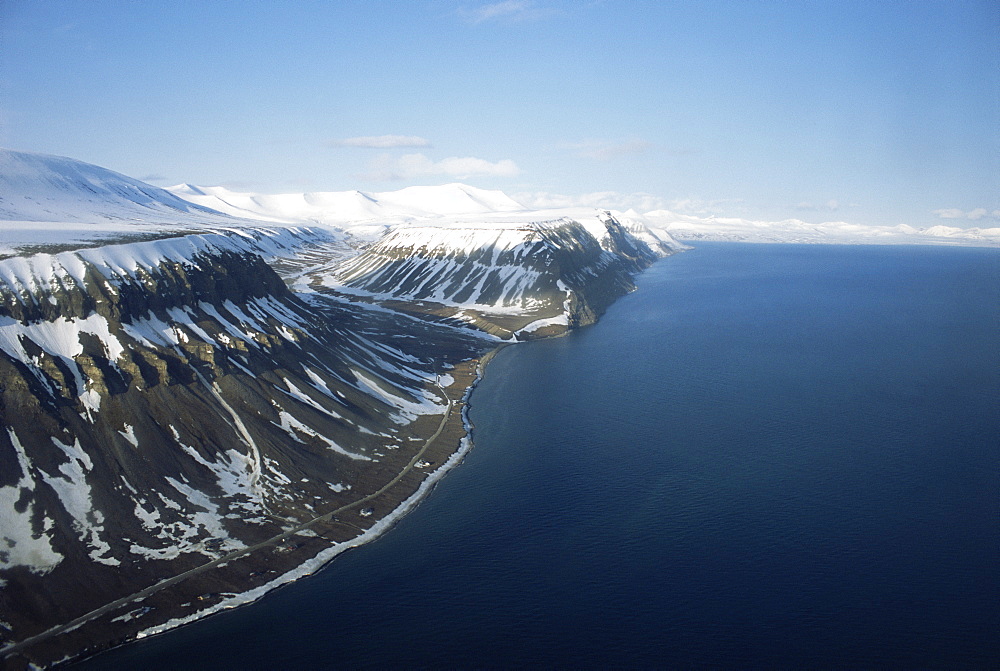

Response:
(0, 150), (223, 222)
(167, 182), (525, 228)
(0, 149), (254, 258)
(0, 151), (680, 667)
(165, 172), (686, 339)
(326, 212), (677, 339)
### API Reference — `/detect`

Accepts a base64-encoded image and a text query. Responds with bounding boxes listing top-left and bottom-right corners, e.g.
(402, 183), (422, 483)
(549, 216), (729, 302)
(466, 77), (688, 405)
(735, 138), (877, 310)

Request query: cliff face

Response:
(327, 212), (676, 339)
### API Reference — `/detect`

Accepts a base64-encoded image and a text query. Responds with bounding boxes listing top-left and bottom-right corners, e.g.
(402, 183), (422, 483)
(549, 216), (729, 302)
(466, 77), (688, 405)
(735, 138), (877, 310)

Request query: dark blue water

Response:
(76, 244), (999, 669)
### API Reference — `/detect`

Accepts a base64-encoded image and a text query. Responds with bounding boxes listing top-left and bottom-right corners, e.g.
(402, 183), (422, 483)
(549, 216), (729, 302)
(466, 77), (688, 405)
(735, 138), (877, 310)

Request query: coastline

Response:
(11, 345), (507, 669)
(5, 249), (676, 670)
(6, 250), (672, 669)
(49, 243), (1000, 669)
(135, 345), (505, 642)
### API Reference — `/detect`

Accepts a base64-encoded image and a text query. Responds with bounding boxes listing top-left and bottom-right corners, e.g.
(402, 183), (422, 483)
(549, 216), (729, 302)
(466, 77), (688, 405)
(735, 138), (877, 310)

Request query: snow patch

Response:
(119, 424), (139, 447)
(0, 430), (63, 573)
(273, 409), (370, 461)
(37, 436), (118, 565)
(351, 368), (445, 424)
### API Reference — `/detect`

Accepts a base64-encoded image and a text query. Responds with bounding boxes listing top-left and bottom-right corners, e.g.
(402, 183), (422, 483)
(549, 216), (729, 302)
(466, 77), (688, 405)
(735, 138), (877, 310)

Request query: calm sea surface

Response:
(76, 243), (999, 669)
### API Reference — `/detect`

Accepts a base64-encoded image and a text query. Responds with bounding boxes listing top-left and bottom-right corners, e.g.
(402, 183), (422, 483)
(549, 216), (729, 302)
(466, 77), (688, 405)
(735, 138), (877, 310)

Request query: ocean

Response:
(74, 243), (999, 669)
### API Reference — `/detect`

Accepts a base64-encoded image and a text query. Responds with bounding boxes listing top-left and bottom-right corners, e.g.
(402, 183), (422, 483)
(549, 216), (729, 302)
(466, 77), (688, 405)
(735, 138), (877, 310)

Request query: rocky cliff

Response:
(0, 229), (491, 664)
(325, 211), (677, 339)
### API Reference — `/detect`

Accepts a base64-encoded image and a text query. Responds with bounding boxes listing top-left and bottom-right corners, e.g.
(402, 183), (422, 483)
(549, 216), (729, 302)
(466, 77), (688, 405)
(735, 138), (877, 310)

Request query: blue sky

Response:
(1, 0), (997, 227)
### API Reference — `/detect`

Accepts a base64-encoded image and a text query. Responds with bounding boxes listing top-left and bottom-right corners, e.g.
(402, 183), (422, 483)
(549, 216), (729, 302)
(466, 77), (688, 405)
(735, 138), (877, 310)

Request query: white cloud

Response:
(460, 1), (553, 23)
(565, 138), (651, 161)
(932, 207), (999, 220)
(511, 191), (748, 216)
(795, 199), (840, 212)
(663, 197), (745, 216)
(332, 135), (431, 148)
(363, 153), (519, 181)
(513, 190), (671, 212)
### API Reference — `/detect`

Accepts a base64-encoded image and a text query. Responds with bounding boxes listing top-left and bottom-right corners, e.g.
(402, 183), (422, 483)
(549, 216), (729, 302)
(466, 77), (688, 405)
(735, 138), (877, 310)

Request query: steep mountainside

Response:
(0, 229), (491, 663)
(324, 212), (678, 339)
(0, 152), (681, 668)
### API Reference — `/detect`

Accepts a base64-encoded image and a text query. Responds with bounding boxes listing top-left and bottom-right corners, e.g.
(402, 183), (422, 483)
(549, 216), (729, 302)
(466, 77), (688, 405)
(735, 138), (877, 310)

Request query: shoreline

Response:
(7, 251), (667, 669)
(11, 345), (507, 669)
(134, 346), (503, 642)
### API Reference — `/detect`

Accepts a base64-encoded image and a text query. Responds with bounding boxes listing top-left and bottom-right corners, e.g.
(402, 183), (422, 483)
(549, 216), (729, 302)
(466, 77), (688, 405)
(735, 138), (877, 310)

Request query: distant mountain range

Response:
(1, 149), (995, 254)
(643, 208), (1000, 246)
(166, 179), (1000, 247)
(166, 181), (525, 224)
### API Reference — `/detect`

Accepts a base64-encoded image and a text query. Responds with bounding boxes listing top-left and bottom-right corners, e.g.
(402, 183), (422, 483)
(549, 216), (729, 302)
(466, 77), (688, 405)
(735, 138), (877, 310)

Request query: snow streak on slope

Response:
(331, 224), (554, 309)
(0, 429), (63, 575)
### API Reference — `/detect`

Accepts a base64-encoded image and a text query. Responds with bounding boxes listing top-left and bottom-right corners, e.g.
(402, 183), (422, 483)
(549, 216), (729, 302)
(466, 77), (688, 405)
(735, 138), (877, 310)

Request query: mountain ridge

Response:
(0, 149), (227, 223)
